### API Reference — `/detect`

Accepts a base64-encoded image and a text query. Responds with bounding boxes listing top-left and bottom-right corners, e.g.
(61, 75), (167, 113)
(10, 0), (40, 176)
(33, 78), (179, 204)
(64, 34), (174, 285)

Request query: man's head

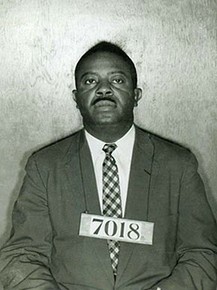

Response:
(74, 42), (138, 89)
(73, 41), (142, 138)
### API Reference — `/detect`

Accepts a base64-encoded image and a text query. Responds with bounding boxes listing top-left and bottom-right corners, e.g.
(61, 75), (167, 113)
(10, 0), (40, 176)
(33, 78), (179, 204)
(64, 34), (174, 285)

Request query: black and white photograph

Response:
(0, 1), (217, 289)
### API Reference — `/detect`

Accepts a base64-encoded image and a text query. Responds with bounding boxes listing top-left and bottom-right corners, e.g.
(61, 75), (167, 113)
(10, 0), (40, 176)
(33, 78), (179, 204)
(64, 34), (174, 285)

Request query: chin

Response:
(92, 115), (119, 125)
(95, 120), (118, 126)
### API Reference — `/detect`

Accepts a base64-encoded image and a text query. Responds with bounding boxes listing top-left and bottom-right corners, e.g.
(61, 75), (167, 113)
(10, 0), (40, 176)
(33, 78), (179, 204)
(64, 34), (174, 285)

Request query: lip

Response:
(92, 98), (116, 107)
(94, 100), (116, 108)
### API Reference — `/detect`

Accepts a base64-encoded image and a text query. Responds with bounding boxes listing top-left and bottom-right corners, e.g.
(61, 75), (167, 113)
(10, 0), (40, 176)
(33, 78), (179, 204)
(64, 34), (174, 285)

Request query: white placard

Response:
(79, 213), (154, 245)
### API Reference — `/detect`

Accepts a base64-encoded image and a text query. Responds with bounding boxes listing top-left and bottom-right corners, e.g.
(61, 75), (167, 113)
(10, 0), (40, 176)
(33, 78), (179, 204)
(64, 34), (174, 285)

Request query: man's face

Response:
(73, 52), (141, 128)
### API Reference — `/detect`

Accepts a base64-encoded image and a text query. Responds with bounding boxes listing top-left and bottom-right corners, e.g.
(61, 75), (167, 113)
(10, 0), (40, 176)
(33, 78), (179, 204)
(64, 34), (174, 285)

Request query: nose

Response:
(96, 80), (113, 97)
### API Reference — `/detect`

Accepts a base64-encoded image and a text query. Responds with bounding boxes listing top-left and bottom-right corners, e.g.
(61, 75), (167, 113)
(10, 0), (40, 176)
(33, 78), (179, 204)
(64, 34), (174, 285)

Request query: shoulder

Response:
(27, 129), (83, 170)
(136, 126), (197, 167)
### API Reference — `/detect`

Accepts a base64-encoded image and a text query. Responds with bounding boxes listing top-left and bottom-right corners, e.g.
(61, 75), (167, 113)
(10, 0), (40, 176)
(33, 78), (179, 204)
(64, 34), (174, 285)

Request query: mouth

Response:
(92, 98), (116, 107)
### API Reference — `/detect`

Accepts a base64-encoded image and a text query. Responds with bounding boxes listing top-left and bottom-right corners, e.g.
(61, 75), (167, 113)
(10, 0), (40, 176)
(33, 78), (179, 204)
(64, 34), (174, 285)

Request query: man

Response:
(0, 41), (217, 290)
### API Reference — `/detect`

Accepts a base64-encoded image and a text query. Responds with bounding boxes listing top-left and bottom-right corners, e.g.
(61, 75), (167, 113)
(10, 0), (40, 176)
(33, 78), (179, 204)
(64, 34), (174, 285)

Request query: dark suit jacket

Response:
(0, 127), (217, 290)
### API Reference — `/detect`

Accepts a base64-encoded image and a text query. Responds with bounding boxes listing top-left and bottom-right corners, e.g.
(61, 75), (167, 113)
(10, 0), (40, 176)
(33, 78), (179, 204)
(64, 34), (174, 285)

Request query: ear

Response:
(72, 89), (79, 108)
(133, 88), (142, 107)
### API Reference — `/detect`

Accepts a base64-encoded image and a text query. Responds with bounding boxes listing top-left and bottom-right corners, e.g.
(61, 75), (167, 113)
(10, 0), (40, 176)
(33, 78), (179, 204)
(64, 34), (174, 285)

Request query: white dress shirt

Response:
(85, 125), (135, 216)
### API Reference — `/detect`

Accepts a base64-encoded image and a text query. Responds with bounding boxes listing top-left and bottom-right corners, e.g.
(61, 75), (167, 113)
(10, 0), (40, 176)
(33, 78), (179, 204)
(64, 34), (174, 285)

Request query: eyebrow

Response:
(109, 71), (128, 77)
(80, 71), (128, 79)
(79, 72), (98, 79)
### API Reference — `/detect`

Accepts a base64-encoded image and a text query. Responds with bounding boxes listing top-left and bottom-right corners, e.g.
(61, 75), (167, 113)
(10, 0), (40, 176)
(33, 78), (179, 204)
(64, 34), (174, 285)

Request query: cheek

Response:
(76, 91), (94, 105)
(77, 84), (97, 94)
(113, 85), (134, 96)
(115, 90), (135, 104)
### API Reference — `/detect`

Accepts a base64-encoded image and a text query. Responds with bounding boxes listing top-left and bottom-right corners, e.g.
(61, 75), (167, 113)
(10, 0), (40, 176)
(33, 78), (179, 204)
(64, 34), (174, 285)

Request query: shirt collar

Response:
(85, 125), (135, 162)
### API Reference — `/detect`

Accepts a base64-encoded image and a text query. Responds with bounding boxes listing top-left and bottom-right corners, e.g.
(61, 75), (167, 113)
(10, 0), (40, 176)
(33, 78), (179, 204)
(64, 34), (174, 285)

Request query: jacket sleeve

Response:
(156, 152), (217, 290)
(0, 155), (60, 290)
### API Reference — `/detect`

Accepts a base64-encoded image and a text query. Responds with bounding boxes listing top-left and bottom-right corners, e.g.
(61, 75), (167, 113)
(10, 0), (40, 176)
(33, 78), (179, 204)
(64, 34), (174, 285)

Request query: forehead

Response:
(76, 52), (132, 76)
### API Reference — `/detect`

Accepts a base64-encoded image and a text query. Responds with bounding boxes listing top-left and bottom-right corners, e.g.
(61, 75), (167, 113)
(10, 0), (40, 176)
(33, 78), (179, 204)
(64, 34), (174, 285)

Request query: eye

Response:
(84, 78), (97, 85)
(112, 78), (124, 84)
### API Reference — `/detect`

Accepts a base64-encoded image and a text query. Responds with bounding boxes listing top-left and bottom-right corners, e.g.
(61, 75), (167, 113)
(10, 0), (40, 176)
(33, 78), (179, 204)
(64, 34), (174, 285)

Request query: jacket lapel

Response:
(117, 127), (157, 283)
(79, 131), (101, 215)
(63, 130), (102, 215)
(67, 131), (114, 284)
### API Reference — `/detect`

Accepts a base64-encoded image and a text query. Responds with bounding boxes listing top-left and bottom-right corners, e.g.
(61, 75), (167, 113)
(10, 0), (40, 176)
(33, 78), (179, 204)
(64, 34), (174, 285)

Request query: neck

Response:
(84, 123), (133, 143)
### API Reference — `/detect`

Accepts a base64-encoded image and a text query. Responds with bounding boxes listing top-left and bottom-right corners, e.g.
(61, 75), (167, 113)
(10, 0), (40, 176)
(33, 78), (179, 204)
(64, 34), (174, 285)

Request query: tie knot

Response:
(103, 143), (117, 155)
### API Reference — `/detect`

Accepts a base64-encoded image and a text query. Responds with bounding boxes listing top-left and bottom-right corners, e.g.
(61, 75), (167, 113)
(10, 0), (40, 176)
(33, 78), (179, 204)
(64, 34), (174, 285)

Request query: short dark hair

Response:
(74, 41), (138, 88)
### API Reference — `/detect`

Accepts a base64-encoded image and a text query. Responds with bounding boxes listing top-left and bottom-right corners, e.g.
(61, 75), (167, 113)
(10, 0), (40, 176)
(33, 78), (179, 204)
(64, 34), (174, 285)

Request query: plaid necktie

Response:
(102, 143), (122, 276)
